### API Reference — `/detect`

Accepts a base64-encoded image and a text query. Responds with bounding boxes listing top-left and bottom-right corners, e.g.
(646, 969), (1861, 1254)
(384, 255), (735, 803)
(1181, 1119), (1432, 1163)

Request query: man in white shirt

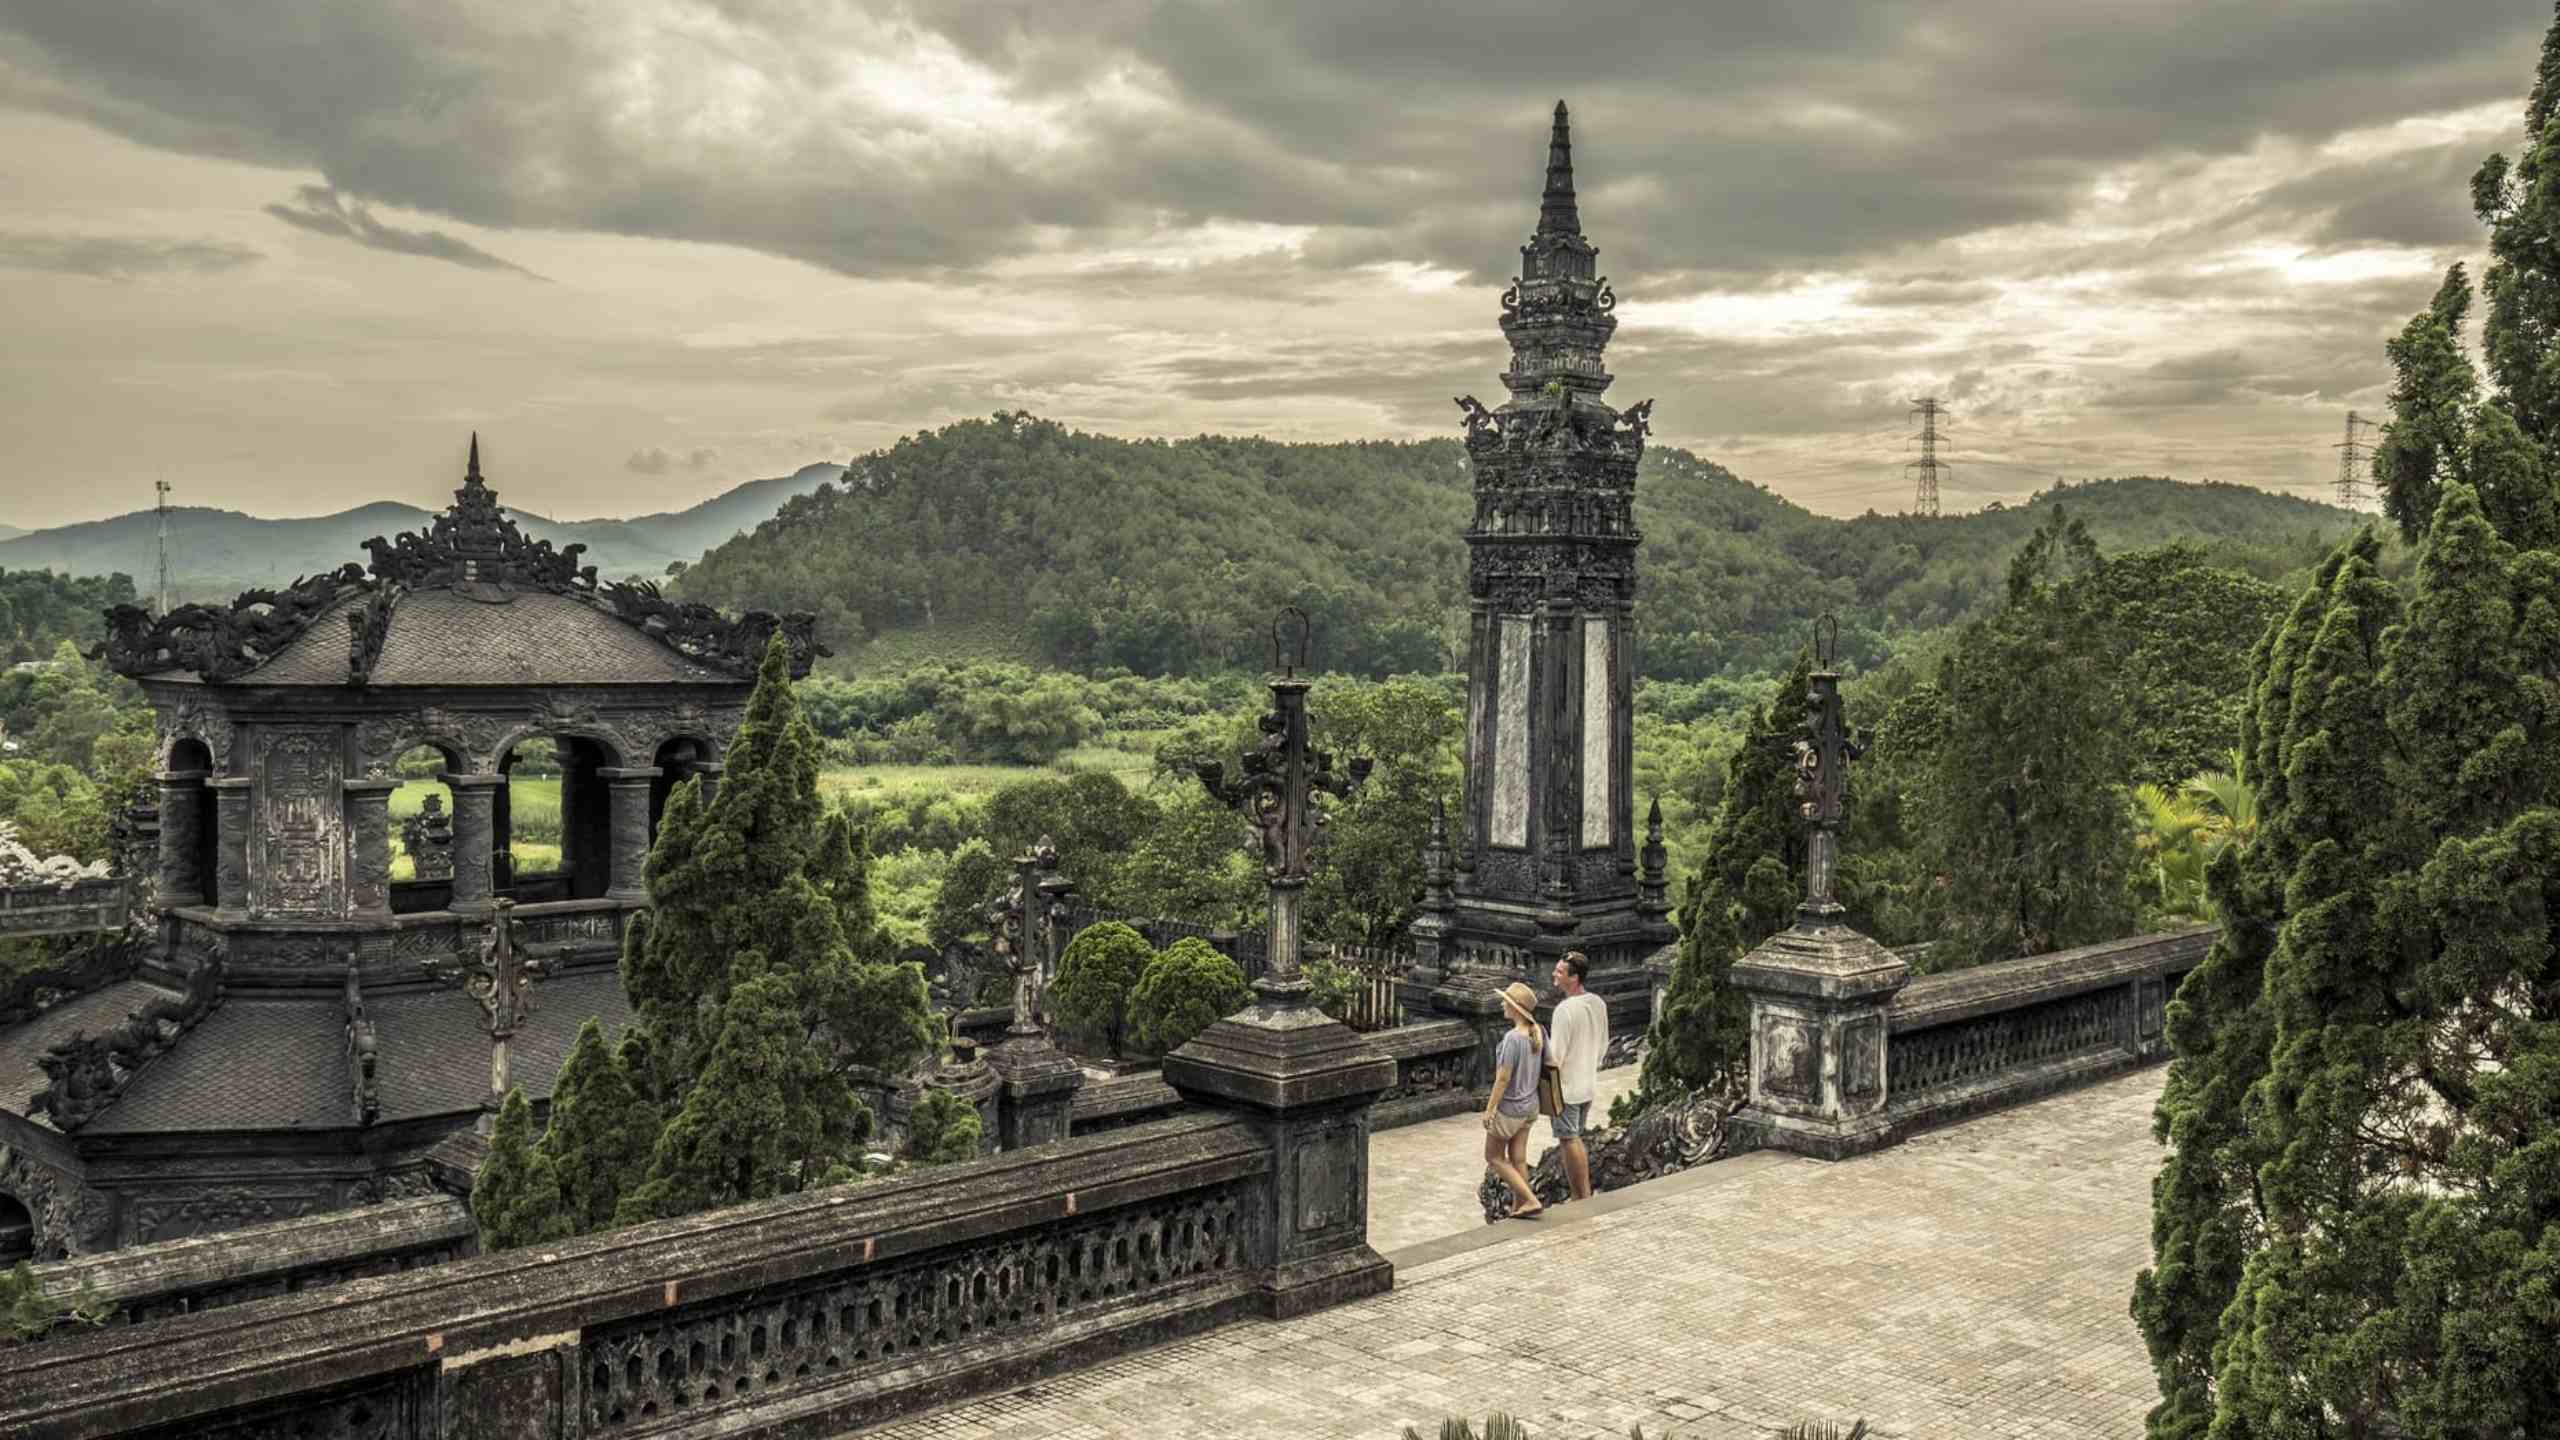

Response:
(1545, 950), (1607, 1202)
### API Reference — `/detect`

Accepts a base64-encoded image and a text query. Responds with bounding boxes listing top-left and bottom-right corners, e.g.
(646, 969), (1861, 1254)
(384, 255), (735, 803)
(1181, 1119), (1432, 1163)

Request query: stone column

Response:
(208, 777), (252, 917)
(155, 769), (208, 909)
(689, 761), (726, 808)
(1726, 921), (1910, 1162)
(596, 766), (661, 903)
(343, 778), (398, 921)
(442, 772), (503, 915)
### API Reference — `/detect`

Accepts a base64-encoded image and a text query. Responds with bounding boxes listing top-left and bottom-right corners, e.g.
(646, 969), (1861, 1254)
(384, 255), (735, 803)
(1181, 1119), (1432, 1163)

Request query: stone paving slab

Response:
(854, 1065), (2171, 1440)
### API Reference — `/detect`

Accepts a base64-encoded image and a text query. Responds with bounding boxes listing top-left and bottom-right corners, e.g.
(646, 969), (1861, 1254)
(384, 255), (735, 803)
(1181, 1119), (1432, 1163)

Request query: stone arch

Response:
(487, 721), (627, 774)
(647, 733), (722, 839)
(354, 717), (476, 780)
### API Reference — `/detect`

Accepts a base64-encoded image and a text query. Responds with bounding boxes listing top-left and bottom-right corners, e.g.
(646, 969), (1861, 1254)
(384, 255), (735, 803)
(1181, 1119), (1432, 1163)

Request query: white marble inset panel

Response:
(1583, 618), (1612, 848)
(1492, 617), (1530, 847)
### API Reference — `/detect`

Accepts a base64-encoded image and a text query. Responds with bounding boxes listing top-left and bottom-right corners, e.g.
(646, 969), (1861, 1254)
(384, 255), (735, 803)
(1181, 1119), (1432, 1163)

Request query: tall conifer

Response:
(2141, 19), (2560, 1425)
(537, 1017), (653, 1235)
(471, 1088), (569, 1252)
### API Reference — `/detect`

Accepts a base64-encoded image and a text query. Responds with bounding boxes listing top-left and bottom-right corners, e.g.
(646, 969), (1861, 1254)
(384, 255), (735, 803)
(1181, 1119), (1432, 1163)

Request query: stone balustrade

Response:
(0, 1110), (1348, 1440)
(29, 1194), (476, 1326)
(1883, 925), (2214, 1138)
(0, 876), (128, 941)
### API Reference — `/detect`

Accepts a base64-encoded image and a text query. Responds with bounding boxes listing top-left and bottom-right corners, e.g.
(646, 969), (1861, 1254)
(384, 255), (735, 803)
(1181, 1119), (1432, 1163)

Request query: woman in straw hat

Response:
(1482, 981), (1548, 1219)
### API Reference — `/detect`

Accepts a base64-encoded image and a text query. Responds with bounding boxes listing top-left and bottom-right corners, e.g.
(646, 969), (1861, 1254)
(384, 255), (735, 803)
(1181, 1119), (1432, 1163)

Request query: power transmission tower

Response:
(2333, 411), (2378, 510)
(1906, 397), (1948, 517)
(153, 479), (174, 616)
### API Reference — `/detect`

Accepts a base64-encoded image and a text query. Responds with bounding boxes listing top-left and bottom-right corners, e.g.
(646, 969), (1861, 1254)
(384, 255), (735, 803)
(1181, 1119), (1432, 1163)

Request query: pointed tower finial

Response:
(1540, 99), (1580, 237)
(467, 431), (481, 479)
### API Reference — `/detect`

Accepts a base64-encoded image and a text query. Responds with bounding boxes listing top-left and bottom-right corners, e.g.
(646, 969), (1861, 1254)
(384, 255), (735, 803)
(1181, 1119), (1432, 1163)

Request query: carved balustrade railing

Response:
(28, 1194), (474, 1327)
(1879, 926), (2216, 1137)
(0, 1111), (1283, 1440)
(0, 876), (128, 941)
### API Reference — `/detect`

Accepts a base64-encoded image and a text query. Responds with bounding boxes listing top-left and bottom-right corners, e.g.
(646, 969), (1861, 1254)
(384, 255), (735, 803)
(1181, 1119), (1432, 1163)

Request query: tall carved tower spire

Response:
(1416, 101), (1672, 1020)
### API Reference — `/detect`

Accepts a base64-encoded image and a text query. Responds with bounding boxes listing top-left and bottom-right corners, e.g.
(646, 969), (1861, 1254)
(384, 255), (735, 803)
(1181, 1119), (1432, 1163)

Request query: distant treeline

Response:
(673, 411), (2361, 681)
(0, 569), (135, 665)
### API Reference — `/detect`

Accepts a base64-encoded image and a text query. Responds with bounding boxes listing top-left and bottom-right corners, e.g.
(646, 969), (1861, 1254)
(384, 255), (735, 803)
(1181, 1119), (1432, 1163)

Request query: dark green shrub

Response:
(1126, 937), (1250, 1054)
(1048, 921), (1153, 1056)
(903, 1087), (984, 1165)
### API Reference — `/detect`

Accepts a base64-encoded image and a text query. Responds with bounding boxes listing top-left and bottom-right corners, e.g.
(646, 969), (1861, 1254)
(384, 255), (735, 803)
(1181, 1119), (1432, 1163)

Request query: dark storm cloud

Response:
(2239, 139), (2490, 251)
(265, 186), (544, 278)
(0, 1), (2540, 290)
(0, 231), (260, 278)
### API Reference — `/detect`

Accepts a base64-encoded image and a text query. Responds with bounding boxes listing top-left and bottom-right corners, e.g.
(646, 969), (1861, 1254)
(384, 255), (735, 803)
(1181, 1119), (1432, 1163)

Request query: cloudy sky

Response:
(0, 2), (2548, 530)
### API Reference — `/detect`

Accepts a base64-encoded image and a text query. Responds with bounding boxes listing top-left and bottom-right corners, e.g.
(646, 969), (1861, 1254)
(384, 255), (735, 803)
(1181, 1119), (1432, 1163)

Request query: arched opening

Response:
(164, 737), (216, 908)
(499, 734), (613, 903)
(649, 737), (713, 841)
(389, 744), (457, 915)
(0, 1193), (33, 1267)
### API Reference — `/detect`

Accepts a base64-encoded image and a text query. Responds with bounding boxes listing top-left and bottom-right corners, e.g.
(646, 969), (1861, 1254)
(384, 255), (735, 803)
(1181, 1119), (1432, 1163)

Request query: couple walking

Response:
(1481, 951), (1606, 1220)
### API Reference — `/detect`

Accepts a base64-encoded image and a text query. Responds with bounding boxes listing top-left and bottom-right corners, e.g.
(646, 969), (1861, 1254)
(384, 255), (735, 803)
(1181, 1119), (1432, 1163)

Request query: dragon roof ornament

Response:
(93, 434), (827, 684)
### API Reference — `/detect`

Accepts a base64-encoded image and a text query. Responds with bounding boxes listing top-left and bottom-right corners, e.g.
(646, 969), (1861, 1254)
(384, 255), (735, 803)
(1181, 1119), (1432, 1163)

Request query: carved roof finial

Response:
(466, 430), (482, 480)
(1540, 99), (1580, 238)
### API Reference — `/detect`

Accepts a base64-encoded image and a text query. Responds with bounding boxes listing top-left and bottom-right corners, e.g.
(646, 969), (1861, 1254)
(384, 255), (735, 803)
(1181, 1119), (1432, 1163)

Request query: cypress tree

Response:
(1624, 651), (1811, 1118)
(471, 1088), (569, 1252)
(606, 634), (934, 1224)
(1923, 507), (2140, 968)
(2141, 23), (2560, 1424)
(1128, 937), (1250, 1055)
(537, 1017), (653, 1236)
(1050, 920), (1153, 1057)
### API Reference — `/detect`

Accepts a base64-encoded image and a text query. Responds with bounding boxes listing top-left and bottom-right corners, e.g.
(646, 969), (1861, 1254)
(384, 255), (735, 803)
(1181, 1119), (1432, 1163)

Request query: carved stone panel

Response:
(1491, 617), (1530, 848)
(1842, 1017), (1882, 1101)
(1294, 1127), (1360, 1234)
(251, 728), (346, 919)
(1581, 616), (1611, 848)
(2138, 977), (2166, 1040)
(1759, 1013), (1822, 1104)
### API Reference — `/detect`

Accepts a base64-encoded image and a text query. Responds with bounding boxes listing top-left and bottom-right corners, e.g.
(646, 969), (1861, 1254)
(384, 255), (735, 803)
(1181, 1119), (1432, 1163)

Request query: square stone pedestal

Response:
(984, 1035), (1083, 1150)
(1728, 919), (1911, 1161)
(1163, 994), (1397, 1319)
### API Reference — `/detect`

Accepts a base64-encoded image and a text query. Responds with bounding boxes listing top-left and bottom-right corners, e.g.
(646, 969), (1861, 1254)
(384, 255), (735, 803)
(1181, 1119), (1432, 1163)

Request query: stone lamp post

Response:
(421, 896), (556, 1133)
(1166, 606), (1398, 1318)
(980, 835), (1082, 1149)
(1727, 615), (1910, 1161)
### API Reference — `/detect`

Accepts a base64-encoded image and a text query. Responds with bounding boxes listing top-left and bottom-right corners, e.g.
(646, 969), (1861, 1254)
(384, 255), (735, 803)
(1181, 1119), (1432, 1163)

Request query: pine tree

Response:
(1924, 507), (2140, 968)
(1049, 920), (1154, 1057)
(1623, 651), (1811, 1118)
(904, 1086), (984, 1166)
(605, 634), (934, 1225)
(471, 1088), (569, 1252)
(2140, 23), (2560, 1424)
(537, 1017), (654, 1236)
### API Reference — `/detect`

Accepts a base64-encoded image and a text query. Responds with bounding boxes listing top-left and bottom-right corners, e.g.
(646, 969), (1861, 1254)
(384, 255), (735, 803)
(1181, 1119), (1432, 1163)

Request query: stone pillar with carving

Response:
(1169, 608), (1397, 1319)
(1726, 617), (1908, 1162)
(982, 839), (1084, 1149)
(155, 769), (208, 909)
(343, 778), (398, 921)
(443, 772), (502, 915)
(597, 766), (661, 903)
(208, 777), (252, 916)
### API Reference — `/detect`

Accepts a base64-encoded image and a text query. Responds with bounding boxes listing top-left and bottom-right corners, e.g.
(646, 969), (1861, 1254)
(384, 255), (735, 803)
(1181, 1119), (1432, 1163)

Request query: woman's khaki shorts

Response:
(1482, 1109), (1533, 1140)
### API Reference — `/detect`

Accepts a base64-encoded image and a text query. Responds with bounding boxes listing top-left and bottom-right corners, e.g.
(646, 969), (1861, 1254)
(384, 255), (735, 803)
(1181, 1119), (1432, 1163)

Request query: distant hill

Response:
(0, 463), (848, 598)
(0, 525), (25, 543)
(674, 414), (2364, 682)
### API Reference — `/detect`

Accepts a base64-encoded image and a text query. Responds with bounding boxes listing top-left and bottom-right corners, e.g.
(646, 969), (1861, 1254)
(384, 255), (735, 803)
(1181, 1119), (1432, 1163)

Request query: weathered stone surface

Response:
(0, 1113), (1272, 1440)
(31, 1194), (474, 1323)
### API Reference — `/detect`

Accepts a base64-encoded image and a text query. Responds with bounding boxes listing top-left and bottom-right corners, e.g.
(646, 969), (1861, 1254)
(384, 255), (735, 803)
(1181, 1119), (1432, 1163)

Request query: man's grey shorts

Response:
(1551, 1100), (1591, 1141)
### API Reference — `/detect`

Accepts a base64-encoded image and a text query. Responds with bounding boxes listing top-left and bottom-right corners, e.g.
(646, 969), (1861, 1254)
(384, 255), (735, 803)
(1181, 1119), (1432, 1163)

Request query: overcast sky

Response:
(1, 2), (2548, 530)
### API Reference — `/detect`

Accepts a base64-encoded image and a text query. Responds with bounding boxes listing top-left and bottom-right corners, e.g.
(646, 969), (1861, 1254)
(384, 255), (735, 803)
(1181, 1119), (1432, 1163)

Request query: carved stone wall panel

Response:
(581, 1182), (1250, 1436)
(123, 1368), (432, 1440)
(1759, 1013), (1822, 1103)
(0, 1140), (111, 1260)
(444, 1345), (567, 1440)
(1842, 1018), (1883, 1101)
(251, 729), (346, 919)
(1581, 617), (1611, 849)
(1490, 617), (1531, 849)
(1293, 1129), (1359, 1235)
(125, 1184), (332, 1247)
(157, 700), (236, 772)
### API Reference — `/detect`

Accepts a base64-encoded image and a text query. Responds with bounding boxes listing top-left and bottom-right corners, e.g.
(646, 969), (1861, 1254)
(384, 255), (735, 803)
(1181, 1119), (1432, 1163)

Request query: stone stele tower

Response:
(1410, 101), (1676, 1024)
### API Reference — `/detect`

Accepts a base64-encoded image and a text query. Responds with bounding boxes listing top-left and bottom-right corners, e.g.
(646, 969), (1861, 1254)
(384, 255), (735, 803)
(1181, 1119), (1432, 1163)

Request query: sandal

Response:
(1512, 1206), (1546, 1221)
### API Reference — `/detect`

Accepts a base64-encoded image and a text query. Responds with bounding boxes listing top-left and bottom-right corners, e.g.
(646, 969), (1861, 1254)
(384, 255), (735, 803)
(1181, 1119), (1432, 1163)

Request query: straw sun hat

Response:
(1498, 982), (1540, 1024)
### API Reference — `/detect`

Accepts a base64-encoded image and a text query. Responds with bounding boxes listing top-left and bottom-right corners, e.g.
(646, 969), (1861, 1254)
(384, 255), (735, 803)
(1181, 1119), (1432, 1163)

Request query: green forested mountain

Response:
(0, 463), (847, 598)
(676, 412), (2361, 681)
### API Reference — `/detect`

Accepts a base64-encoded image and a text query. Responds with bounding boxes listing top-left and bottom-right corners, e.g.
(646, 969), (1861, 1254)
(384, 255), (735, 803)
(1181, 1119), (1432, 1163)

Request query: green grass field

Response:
(388, 777), (563, 879)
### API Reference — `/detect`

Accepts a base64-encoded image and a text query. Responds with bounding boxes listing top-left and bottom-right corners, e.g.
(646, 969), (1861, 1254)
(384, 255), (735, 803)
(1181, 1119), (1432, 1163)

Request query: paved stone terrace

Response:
(1368, 1062), (1646, 1255)
(857, 1065), (2169, 1439)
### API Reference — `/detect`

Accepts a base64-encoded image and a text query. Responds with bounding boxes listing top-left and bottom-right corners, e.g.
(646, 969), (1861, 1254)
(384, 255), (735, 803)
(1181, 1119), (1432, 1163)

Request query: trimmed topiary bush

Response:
(1048, 920), (1154, 1056)
(1126, 936), (1250, 1055)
